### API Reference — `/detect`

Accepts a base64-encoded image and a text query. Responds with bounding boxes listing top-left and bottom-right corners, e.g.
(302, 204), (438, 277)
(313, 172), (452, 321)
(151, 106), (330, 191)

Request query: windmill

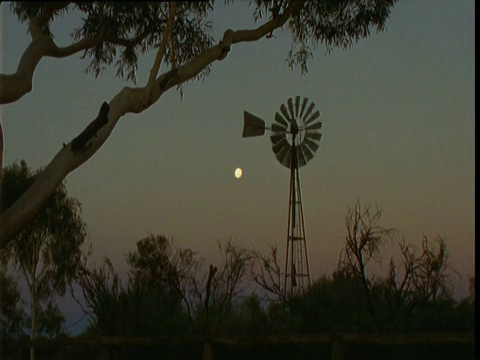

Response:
(242, 96), (323, 297)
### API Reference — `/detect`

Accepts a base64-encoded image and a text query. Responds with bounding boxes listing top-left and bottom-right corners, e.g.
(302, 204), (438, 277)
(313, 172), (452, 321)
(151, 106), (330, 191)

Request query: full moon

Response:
(234, 168), (243, 179)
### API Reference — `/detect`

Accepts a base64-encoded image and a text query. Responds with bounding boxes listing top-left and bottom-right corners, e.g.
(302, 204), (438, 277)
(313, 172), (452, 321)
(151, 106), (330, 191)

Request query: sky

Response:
(0, 0), (475, 325)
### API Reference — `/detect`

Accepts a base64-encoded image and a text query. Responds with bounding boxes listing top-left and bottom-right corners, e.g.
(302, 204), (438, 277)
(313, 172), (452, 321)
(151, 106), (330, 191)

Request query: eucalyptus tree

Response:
(0, 1), (398, 249)
(0, 161), (86, 360)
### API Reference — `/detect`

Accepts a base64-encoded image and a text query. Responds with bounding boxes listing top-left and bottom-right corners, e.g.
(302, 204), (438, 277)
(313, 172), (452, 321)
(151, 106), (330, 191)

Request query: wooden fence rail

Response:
(5, 332), (475, 360)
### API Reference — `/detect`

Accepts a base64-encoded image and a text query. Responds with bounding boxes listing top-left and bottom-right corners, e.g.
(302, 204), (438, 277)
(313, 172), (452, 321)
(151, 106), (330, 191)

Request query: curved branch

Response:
(1, 5), (152, 105)
(0, 26), (153, 105)
(46, 32), (106, 58)
(0, 3), (79, 104)
(29, 2), (71, 39)
(46, 26), (156, 58)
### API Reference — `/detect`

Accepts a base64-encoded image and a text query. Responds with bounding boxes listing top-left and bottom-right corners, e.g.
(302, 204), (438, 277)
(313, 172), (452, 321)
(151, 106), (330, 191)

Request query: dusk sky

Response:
(1, 0), (475, 312)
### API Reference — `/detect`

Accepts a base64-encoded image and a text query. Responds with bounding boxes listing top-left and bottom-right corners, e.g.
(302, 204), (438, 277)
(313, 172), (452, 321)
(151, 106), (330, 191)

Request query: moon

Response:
(234, 168), (243, 179)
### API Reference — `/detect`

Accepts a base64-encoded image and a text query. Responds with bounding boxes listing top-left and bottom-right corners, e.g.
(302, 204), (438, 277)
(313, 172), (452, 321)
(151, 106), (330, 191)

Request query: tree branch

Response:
(0, 5), (152, 104)
(47, 32), (106, 58)
(71, 102), (110, 152)
(145, 2), (177, 105)
(29, 3), (70, 39)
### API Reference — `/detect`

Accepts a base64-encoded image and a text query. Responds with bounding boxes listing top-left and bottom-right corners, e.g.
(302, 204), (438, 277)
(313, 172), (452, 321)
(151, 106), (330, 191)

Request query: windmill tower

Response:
(242, 96), (323, 297)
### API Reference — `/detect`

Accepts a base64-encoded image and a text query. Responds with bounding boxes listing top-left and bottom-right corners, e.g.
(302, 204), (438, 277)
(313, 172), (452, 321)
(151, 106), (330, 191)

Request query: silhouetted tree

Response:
(76, 236), (198, 340)
(0, 1), (398, 250)
(191, 239), (256, 339)
(337, 201), (394, 324)
(210, 239), (255, 313)
(126, 234), (201, 320)
(0, 269), (27, 339)
(75, 256), (126, 336)
(252, 245), (286, 303)
(1, 160), (86, 360)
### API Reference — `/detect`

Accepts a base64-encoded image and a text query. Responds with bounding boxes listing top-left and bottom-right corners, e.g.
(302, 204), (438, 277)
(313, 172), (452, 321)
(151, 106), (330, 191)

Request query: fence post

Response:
(203, 342), (214, 360)
(99, 345), (111, 360)
(331, 339), (344, 360)
(16, 342), (26, 360)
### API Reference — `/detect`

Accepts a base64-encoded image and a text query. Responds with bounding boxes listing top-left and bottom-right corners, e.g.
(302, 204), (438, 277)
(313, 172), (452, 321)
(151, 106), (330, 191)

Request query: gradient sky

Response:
(1, 0), (475, 308)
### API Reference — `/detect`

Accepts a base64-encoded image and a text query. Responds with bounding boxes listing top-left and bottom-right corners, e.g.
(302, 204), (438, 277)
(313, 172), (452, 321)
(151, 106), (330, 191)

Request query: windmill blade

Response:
(275, 112), (289, 127)
(296, 146), (307, 167)
(287, 98), (295, 120)
(281, 147), (293, 168)
(302, 102), (315, 121)
(305, 110), (320, 126)
(280, 104), (290, 122)
(270, 133), (285, 145)
(274, 140), (291, 164)
(272, 123), (287, 133)
(299, 97), (309, 118)
(295, 96), (300, 117)
(306, 131), (322, 142)
(272, 138), (288, 154)
(301, 143), (315, 162)
(304, 137), (320, 153)
(306, 120), (322, 130)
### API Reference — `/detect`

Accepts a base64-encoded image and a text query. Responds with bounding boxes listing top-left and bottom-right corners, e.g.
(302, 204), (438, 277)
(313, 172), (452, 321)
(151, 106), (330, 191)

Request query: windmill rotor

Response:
(269, 96), (322, 169)
(243, 96), (322, 169)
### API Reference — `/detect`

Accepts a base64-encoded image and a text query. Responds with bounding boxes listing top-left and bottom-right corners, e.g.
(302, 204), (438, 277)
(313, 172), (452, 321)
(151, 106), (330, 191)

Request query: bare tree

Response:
(412, 236), (454, 303)
(387, 239), (418, 304)
(252, 245), (286, 303)
(338, 201), (394, 321)
(384, 235), (456, 330)
(211, 239), (255, 312)
(74, 254), (126, 335)
(0, 1), (398, 250)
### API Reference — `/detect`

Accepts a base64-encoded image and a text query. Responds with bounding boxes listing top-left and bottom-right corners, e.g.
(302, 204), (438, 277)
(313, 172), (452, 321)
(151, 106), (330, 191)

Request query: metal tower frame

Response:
(284, 135), (311, 296)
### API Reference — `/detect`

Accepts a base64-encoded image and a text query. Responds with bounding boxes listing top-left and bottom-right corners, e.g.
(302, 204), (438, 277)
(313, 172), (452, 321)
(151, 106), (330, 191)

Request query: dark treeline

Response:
(0, 162), (475, 360)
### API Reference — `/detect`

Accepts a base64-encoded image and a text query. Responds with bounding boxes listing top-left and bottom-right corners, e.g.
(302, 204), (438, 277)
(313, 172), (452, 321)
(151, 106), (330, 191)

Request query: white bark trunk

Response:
(30, 273), (37, 360)
(0, 118), (3, 211)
